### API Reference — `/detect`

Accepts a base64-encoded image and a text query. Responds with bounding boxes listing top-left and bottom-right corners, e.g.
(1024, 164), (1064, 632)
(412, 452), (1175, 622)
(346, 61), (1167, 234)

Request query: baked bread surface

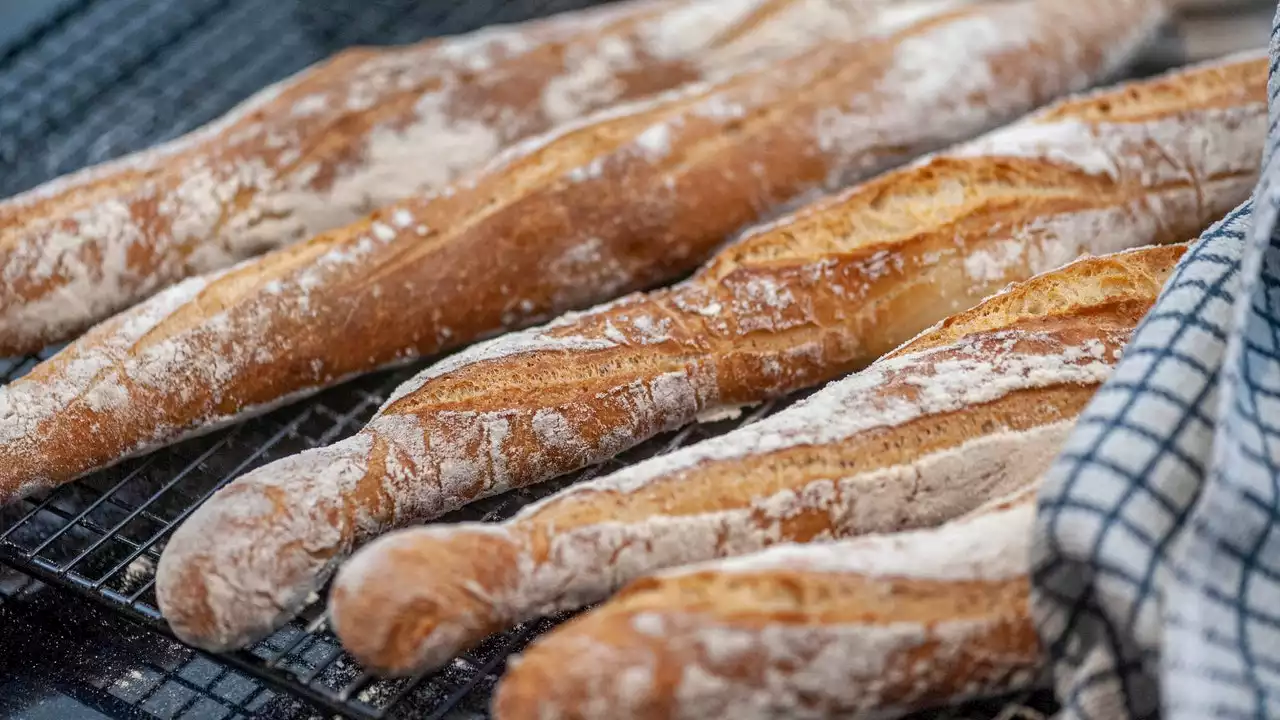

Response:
(493, 488), (1042, 720)
(327, 242), (1186, 674)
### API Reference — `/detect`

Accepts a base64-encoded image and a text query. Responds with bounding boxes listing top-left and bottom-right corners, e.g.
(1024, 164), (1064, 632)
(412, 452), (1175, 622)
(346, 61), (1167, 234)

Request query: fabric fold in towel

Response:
(1031, 4), (1280, 718)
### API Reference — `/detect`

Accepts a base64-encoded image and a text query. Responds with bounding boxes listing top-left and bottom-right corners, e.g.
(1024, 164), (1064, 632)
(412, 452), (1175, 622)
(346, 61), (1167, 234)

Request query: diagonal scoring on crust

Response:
(323, 243), (1185, 676)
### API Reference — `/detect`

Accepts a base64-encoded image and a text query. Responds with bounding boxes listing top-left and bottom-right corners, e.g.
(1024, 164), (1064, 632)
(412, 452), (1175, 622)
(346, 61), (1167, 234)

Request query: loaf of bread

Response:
(144, 7), (1178, 651)
(493, 487), (1041, 720)
(141, 0), (1169, 653)
(0, 0), (917, 356)
(325, 242), (1184, 674)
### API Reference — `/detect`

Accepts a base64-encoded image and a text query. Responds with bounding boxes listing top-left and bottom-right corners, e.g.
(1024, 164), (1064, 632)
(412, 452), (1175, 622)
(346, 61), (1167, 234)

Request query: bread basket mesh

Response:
(0, 0), (1262, 717)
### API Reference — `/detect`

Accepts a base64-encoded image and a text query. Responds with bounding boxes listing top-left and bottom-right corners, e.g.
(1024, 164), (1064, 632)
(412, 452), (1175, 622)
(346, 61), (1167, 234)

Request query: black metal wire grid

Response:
(1, 563), (306, 720)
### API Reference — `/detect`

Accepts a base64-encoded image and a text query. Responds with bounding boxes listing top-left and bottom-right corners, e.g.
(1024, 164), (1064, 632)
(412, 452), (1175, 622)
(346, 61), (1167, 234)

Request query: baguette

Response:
(326, 242), (1184, 675)
(0, 0), (909, 356)
(144, 0), (1169, 652)
(493, 488), (1041, 720)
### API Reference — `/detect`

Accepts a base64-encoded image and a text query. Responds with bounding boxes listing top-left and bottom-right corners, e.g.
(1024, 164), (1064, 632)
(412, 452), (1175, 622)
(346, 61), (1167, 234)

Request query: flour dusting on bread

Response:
(492, 495), (1041, 720)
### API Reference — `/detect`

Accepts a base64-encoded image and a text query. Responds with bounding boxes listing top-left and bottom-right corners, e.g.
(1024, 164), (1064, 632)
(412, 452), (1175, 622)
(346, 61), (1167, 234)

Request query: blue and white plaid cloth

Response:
(1031, 5), (1280, 719)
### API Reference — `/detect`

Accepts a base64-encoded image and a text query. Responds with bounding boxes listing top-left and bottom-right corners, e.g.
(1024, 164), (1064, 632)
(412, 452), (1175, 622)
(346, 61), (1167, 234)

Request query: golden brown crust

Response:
(497, 587), (1037, 720)
(893, 242), (1187, 356)
(496, 603), (1037, 720)
(520, 384), (1094, 534)
(492, 496), (1042, 720)
(316, 58), (1250, 619)
(381, 49), (1261, 476)
(1036, 47), (1268, 123)
(0, 14), (831, 496)
(326, 244), (1185, 677)
(329, 387), (1080, 673)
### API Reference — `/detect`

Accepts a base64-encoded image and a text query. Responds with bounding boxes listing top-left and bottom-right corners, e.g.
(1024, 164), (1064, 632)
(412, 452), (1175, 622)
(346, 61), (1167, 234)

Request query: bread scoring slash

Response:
(328, 243), (1186, 675)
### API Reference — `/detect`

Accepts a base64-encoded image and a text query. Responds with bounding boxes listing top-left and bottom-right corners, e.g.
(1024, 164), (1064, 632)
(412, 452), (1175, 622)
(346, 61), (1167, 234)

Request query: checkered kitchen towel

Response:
(1030, 5), (1280, 720)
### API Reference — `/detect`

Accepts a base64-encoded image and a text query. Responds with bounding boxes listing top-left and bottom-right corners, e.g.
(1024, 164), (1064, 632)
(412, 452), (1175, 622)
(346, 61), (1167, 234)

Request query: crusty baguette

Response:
(0, 0), (915, 356)
(324, 242), (1184, 675)
(493, 487), (1041, 720)
(142, 0), (1169, 653)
